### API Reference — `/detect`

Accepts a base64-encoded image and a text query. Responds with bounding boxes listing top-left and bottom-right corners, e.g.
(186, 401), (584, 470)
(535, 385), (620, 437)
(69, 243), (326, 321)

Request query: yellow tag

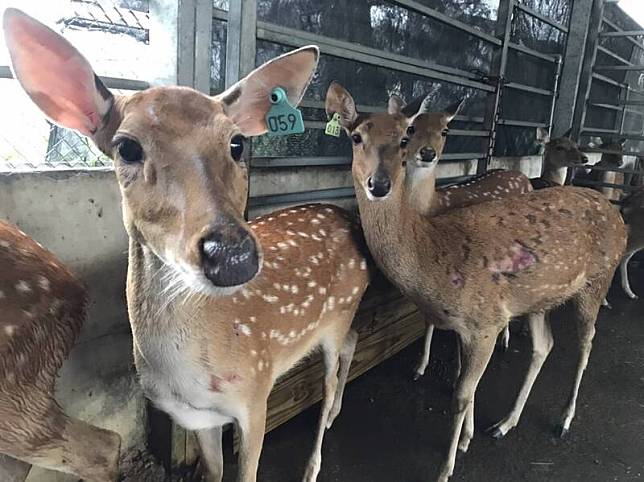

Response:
(325, 113), (342, 137)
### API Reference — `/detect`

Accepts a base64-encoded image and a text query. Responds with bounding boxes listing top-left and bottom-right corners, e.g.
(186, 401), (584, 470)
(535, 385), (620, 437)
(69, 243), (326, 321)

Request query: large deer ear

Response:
(387, 94), (405, 115)
(440, 99), (465, 123)
(4, 8), (116, 139)
(216, 45), (319, 137)
(536, 127), (550, 145)
(325, 81), (358, 129)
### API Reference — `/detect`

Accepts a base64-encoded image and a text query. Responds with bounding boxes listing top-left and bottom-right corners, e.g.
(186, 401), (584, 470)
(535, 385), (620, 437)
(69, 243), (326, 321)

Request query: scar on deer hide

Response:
(450, 271), (464, 288)
(489, 242), (537, 282)
(210, 373), (242, 392)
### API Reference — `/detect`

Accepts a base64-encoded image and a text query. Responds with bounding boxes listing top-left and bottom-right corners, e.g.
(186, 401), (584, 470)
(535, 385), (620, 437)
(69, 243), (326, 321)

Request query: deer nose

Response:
(200, 224), (259, 287)
(581, 155), (589, 164)
(420, 147), (436, 162)
(367, 173), (391, 198)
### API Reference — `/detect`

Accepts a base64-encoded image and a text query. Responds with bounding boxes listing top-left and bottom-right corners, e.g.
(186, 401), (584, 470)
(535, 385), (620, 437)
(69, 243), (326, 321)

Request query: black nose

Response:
(581, 155), (589, 164)
(420, 147), (436, 162)
(367, 173), (391, 198)
(200, 224), (259, 287)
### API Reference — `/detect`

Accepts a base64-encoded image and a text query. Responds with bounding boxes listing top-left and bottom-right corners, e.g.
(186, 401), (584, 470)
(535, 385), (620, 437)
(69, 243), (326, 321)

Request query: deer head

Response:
(588, 136), (626, 167)
(536, 127), (588, 169)
(4, 8), (319, 293)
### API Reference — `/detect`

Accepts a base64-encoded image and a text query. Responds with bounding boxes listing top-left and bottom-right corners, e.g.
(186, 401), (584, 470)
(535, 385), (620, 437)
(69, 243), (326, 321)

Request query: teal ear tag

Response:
(265, 87), (305, 136)
(325, 113), (342, 137)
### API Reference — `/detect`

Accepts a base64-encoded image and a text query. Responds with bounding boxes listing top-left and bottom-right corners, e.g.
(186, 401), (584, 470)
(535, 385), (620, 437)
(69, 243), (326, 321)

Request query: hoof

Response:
(554, 424), (569, 439)
(412, 371), (423, 381)
(488, 427), (505, 440)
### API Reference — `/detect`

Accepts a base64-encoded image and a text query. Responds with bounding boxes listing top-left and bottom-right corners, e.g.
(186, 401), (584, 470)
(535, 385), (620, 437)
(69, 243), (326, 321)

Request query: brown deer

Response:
(389, 94), (532, 378)
(532, 127), (588, 189)
(5, 9), (370, 482)
(0, 220), (121, 481)
(577, 137), (626, 201)
(326, 81), (626, 481)
(619, 186), (644, 299)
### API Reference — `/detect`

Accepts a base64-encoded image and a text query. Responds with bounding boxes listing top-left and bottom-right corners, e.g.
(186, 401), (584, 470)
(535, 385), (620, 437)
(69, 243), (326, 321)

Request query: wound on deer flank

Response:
(450, 272), (464, 288)
(489, 242), (538, 276)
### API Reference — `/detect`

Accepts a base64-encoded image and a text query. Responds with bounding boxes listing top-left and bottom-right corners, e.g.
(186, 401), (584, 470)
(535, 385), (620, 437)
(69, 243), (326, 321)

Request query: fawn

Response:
(619, 186), (644, 299)
(326, 81), (626, 481)
(5, 9), (370, 482)
(532, 127), (588, 189)
(577, 137), (626, 201)
(0, 220), (121, 481)
(388, 94), (532, 378)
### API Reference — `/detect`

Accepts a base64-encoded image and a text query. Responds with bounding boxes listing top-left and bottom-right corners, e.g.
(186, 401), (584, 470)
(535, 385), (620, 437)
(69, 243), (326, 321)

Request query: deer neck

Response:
(542, 163), (567, 186)
(404, 163), (437, 215)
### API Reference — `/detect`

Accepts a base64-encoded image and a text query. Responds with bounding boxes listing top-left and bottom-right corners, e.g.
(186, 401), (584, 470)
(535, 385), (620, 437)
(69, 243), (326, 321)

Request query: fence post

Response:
(225, 0), (257, 87)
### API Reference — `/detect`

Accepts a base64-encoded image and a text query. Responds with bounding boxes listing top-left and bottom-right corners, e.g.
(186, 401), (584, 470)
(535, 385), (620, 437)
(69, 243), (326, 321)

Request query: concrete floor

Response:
(221, 265), (644, 482)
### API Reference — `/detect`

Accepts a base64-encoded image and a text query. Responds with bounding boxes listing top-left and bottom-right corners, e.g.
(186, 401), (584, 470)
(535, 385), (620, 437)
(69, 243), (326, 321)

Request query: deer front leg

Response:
(237, 398), (268, 482)
(487, 312), (553, 438)
(196, 426), (224, 482)
(0, 454), (30, 482)
(414, 318), (434, 380)
(437, 332), (496, 482)
(327, 329), (358, 429)
(621, 252), (638, 299)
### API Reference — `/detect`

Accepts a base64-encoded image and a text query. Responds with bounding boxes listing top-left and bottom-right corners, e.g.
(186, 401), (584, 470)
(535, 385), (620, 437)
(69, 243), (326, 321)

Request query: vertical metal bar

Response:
(481, 0), (514, 174)
(149, 0), (181, 85)
(548, 55), (564, 137)
(572, 0), (605, 139)
(225, 0), (257, 87)
(177, 0), (197, 87)
(619, 86), (630, 135)
(194, 0), (214, 93)
(552, 0), (595, 137)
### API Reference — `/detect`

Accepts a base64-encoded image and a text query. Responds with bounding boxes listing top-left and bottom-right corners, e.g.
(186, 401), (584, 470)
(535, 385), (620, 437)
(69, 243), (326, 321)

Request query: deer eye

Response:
(230, 134), (246, 161)
(116, 137), (144, 164)
(351, 133), (362, 144)
(441, 128), (449, 137)
(406, 125), (415, 136)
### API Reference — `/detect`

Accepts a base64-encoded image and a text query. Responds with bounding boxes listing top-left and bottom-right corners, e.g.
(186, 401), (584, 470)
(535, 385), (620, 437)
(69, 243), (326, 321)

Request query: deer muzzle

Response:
(199, 222), (259, 287)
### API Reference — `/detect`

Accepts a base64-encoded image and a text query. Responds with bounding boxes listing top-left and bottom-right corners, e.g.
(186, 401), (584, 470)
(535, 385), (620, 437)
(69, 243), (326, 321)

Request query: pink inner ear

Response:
(5, 11), (103, 136)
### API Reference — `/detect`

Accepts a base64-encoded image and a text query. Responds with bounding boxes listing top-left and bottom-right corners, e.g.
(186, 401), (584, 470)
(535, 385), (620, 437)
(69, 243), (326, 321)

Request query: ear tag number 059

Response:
(265, 87), (305, 136)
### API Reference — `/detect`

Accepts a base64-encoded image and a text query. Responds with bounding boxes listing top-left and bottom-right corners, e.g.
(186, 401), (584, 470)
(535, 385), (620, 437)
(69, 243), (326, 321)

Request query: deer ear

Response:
(441, 99), (465, 123)
(618, 138), (627, 146)
(4, 8), (116, 139)
(325, 81), (358, 129)
(536, 127), (550, 145)
(561, 127), (573, 139)
(387, 94), (405, 115)
(217, 45), (319, 137)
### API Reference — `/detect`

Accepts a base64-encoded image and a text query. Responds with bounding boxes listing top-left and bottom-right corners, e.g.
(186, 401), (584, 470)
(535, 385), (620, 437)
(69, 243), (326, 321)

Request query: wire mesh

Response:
(0, 0), (149, 171)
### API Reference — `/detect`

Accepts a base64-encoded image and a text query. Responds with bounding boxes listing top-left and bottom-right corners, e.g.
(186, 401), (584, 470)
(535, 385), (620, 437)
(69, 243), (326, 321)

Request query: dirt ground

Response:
(122, 261), (644, 482)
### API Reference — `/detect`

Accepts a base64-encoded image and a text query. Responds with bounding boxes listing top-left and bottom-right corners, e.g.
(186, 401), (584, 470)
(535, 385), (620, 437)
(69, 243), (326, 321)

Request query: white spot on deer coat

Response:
(4, 325), (16, 336)
(0, 240), (9, 248)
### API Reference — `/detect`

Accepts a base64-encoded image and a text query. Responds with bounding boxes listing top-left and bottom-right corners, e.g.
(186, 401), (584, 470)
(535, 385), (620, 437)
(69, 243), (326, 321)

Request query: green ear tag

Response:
(325, 113), (342, 137)
(265, 87), (305, 136)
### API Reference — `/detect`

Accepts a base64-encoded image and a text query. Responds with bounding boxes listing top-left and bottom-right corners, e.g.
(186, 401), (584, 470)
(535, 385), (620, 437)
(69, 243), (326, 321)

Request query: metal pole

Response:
(225, 0), (257, 87)
(548, 55), (564, 138)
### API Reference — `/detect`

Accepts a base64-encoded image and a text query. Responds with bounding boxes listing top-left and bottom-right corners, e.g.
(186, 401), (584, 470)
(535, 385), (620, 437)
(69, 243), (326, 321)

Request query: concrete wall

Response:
(0, 155), (544, 479)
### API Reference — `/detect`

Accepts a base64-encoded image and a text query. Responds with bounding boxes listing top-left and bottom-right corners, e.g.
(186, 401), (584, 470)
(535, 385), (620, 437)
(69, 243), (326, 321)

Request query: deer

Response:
(0, 220), (121, 481)
(326, 81), (627, 481)
(387, 94), (533, 379)
(5, 9), (370, 482)
(619, 186), (644, 299)
(576, 137), (626, 201)
(532, 127), (589, 189)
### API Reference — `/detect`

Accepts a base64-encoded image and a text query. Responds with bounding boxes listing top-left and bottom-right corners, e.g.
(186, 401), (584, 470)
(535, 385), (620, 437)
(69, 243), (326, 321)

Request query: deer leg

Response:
(457, 399), (474, 453)
(196, 426), (224, 482)
(303, 342), (341, 482)
(437, 332), (496, 482)
(327, 329), (358, 429)
(487, 312), (553, 439)
(499, 326), (510, 351)
(236, 399), (268, 482)
(0, 454), (31, 482)
(621, 251), (638, 299)
(557, 289), (602, 438)
(414, 318), (435, 380)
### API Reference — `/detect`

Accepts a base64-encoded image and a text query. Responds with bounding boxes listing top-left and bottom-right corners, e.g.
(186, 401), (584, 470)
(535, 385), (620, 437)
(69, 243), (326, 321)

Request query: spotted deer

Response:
(5, 9), (370, 482)
(619, 186), (644, 299)
(0, 220), (121, 481)
(388, 94), (533, 378)
(326, 81), (627, 481)
(532, 127), (588, 189)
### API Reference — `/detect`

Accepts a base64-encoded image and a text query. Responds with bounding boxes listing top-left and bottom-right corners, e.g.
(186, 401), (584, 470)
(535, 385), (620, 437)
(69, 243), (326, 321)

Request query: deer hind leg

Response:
(0, 454), (31, 482)
(557, 283), (604, 438)
(327, 328), (358, 429)
(414, 317), (435, 381)
(621, 251), (638, 299)
(499, 326), (510, 351)
(487, 311), (553, 439)
(303, 336), (344, 482)
(196, 426), (224, 482)
(437, 331), (496, 482)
